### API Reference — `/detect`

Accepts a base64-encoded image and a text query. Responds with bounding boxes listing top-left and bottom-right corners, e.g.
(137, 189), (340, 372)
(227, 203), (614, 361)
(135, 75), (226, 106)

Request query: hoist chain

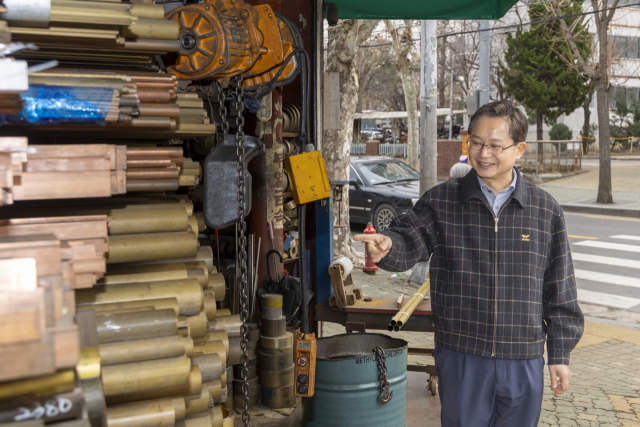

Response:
(216, 78), (250, 426)
(373, 346), (393, 404)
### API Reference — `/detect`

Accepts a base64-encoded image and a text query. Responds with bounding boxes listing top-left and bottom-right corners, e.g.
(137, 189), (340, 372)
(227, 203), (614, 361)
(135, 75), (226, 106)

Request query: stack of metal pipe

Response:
(72, 197), (237, 427)
(1, 0), (180, 67)
(125, 146), (183, 192)
(259, 294), (296, 409)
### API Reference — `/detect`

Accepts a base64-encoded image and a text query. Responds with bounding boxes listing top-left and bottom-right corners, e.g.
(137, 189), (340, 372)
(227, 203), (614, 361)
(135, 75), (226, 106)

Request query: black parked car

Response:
(349, 157), (420, 231)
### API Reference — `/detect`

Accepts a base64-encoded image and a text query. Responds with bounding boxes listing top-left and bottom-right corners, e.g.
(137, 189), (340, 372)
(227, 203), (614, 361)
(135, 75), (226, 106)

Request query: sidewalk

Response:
(322, 268), (640, 427)
(536, 160), (640, 213)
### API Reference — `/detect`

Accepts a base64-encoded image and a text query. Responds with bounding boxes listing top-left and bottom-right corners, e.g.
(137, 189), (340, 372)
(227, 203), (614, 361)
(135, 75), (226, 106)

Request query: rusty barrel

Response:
(302, 333), (408, 427)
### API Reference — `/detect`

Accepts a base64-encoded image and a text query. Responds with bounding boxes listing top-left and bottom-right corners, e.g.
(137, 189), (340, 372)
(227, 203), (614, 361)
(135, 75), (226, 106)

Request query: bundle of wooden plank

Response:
(0, 137), (27, 206)
(3, 0), (180, 67)
(0, 213), (108, 382)
(14, 144), (126, 201)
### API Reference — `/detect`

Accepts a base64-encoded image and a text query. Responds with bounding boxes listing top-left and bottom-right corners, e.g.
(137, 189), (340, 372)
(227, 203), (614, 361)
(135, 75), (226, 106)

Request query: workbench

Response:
(314, 297), (439, 395)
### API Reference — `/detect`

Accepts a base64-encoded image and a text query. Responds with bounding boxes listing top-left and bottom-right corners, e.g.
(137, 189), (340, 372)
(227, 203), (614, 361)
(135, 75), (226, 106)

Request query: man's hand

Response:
(353, 233), (393, 263)
(548, 364), (571, 395)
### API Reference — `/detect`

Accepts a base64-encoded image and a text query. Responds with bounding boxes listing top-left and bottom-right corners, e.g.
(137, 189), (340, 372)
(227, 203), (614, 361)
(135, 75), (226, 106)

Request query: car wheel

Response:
(373, 203), (397, 231)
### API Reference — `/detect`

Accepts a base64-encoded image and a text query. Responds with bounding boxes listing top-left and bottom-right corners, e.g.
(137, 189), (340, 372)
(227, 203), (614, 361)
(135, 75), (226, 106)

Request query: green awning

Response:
(333, 0), (519, 20)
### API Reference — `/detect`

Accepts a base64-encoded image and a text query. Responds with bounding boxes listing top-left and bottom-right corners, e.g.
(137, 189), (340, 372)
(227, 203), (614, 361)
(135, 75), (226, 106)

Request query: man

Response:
(354, 100), (583, 426)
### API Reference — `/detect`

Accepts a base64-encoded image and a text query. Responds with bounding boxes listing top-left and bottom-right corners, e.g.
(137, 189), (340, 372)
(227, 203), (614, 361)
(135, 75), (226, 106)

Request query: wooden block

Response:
(72, 273), (97, 289)
(115, 145), (127, 171)
(0, 336), (56, 382)
(0, 258), (37, 292)
(14, 171), (113, 200)
(29, 144), (111, 159)
(0, 305), (44, 345)
(396, 293), (405, 308)
(0, 235), (62, 277)
(51, 324), (80, 369)
(76, 310), (99, 348)
(24, 157), (111, 172)
(354, 288), (362, 299)
(107, 145), (117, 171)
(73, 258), (106, 275)
(0, 216), (109, 241)
(329, 265), (347, 308)
(110, 170), (126, 195)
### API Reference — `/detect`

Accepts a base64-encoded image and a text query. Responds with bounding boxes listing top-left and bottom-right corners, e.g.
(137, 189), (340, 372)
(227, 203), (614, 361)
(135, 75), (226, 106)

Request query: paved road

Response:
(351, 211), (640, 314)
(565, 212), (640, 313)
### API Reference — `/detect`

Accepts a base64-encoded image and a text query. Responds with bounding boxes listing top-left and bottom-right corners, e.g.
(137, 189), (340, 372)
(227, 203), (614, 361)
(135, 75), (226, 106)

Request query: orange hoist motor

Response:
(164, 0), (301, 88)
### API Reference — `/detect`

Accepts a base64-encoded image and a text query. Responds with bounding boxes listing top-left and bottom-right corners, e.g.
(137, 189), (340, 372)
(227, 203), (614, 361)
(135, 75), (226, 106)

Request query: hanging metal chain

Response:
(373, 347), (393, 404)
(234, 74), (250, 427)
(216, 82), (229, 135)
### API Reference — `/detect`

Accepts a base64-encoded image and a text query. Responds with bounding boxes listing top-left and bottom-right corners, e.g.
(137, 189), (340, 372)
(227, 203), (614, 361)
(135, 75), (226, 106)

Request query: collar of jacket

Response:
(460, 167), (527, 208)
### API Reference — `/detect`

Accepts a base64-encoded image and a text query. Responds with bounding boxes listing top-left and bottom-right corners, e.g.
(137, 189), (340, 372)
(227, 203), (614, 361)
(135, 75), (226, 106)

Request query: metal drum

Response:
(302, 333), (408, 427)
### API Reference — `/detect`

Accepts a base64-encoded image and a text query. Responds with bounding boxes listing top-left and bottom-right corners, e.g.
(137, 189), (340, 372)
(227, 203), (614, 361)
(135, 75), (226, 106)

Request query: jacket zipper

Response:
(480, 199), (511, 358)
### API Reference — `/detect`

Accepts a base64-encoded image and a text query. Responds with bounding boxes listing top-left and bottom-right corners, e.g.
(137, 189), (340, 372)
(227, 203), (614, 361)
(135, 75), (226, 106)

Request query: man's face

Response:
(468, 116), (526, 186)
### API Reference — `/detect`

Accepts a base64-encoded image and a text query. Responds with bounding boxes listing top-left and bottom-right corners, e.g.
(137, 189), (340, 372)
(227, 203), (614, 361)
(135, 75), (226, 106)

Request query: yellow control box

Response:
(284, 151), (331, 205)
(294, 332), (316, 397)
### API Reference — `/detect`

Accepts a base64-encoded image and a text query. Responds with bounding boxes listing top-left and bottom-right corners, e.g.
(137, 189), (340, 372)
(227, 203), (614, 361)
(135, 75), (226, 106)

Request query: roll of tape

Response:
(329, 256), (354, 279)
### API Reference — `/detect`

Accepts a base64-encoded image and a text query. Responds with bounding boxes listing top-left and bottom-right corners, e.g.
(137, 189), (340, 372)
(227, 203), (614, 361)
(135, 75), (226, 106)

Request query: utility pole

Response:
(419, 20), (438, 195)
(479, 20), (490, 107)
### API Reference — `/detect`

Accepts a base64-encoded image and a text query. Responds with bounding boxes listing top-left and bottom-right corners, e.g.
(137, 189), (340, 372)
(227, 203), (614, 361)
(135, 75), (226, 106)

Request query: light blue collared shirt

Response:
(476, 169), (517, 217)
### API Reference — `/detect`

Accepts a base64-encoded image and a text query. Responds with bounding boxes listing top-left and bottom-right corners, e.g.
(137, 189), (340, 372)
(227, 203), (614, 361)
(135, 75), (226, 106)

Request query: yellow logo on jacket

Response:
(522, 234), (530, 241)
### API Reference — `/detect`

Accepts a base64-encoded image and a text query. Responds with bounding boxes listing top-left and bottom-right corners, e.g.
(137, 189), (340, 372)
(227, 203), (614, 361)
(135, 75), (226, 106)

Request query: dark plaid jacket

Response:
(378, 169), (584, 365)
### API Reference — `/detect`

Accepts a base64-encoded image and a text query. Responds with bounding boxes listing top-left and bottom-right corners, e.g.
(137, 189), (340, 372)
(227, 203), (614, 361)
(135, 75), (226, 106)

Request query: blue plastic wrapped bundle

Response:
(0, 84), (114, 125)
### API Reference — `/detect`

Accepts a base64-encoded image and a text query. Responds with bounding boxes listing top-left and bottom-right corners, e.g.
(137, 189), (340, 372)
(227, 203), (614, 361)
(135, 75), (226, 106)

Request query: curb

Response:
(560, 203), (640, 218)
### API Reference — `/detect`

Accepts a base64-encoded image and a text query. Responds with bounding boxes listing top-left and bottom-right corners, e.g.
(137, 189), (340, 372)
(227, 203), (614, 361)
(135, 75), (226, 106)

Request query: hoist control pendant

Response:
(164, 0), (299, 87)
(363, 223), (379, 274)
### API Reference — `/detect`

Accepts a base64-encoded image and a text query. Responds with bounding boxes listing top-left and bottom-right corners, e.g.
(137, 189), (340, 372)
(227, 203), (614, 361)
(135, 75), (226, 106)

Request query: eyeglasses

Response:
(468, 140), (519, 154)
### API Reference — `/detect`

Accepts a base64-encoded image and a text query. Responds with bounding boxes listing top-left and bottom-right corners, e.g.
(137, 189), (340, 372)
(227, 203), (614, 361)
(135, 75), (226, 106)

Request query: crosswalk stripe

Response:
(577, 289), (640, 309)
(575, 269), (640, 289)
(610, 235), (640, 242)
(574, 241), (640, 254)
(572, 253), (640, 270)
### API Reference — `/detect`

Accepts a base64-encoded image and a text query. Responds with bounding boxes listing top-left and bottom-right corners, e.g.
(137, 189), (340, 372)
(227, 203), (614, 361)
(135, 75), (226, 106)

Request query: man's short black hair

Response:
(468, 100), (528, 143)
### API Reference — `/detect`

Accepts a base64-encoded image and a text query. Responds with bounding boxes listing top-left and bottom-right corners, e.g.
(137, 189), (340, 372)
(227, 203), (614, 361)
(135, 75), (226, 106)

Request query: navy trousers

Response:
(435, 344), (544, 427)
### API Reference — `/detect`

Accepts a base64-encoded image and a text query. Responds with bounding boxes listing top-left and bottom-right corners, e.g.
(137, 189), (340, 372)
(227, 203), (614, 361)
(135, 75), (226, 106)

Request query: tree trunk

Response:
(582, 91), (593, 155)
(596, 25), (613, 204)
(322, 20), (378, 263)
(537, 109), (544, 164)
(385, 20), (419, 169)
(438, 35), (447, 108)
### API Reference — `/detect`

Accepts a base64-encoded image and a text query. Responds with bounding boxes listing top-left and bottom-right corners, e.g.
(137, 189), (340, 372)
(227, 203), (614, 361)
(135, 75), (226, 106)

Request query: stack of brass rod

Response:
(126, 146), (183, 192)
(2, 0), (180, 67)
(259, 294), (296, 409)
(388, 280), (430, 332)
(72, 197), (239, 427)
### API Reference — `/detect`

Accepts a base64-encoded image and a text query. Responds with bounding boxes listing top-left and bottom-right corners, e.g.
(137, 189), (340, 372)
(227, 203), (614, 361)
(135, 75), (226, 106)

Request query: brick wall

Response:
(437, 140), (463, 178)
(366, 141), (380, 156)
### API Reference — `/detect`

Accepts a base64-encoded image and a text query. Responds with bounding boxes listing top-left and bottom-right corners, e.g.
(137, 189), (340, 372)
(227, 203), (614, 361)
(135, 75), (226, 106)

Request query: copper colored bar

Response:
(138, 103), (180, 118)
(137, 89), (171, 103)
(126, 179), (179, 192)
(127, 147), (183, 158)
(130, 117), (173, 130)
(126, 168), (180, 180)
(135, 82), (178, 90)
(126, 158), (173, 168)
